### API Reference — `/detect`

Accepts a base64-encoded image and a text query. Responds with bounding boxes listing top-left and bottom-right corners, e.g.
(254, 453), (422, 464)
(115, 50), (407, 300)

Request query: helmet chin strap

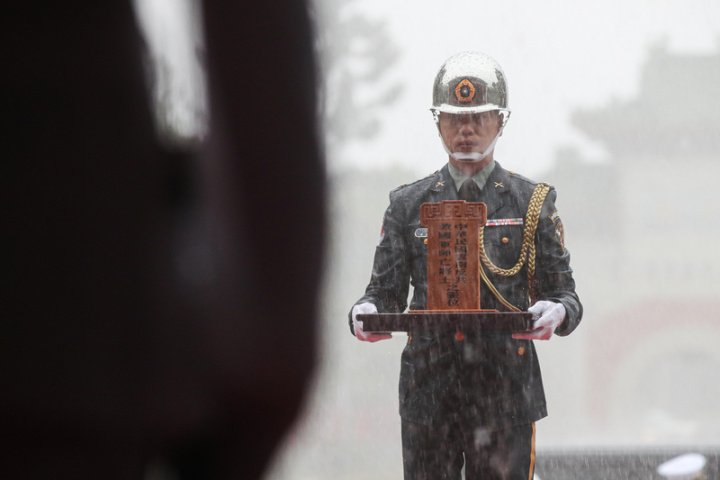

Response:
(439, 127), (504, 163)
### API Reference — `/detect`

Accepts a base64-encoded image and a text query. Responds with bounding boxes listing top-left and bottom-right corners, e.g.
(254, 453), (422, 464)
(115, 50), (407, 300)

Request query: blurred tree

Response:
(312, 0), (402, 147)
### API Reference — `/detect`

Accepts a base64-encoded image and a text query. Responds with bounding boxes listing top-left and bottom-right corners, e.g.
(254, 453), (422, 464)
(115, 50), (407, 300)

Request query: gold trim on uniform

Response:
(551, 211), (565, 247)
(477, 183), (552, 308)
(528, 423), (537, 480)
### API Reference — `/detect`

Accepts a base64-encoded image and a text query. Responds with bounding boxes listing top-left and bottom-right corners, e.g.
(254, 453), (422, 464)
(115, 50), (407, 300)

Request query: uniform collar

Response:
(484, 161), (510, 194)
(429, 166), (452, 192)
(480, 162), (512, 217)
(430, 162), (509, 193)
(427, 162), (511, 219)
(447, 159), (496, 191)
(427, 162), (512, 217)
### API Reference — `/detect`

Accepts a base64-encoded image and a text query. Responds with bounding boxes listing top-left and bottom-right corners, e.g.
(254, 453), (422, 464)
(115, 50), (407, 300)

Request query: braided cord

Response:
(479, 263), (521, 312)
(478, 183), (551, 309)
(478, 183), (551, 276)
(527, 241), (538, 303)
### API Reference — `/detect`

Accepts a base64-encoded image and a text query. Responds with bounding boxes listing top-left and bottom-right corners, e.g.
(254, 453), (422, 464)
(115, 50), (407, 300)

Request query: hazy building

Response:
(541, 44), (720, 445)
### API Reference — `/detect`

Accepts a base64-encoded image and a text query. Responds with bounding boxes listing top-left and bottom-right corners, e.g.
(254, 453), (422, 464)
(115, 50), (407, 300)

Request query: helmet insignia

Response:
(454, 79), (476, 103)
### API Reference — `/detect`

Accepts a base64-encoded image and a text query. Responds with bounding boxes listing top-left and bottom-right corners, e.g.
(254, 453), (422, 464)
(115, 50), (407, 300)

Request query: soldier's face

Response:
(438, 111), (501, 159)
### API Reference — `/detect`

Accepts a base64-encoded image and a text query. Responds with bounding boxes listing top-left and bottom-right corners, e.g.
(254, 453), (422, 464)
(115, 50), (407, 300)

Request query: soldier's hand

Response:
(352, 302), (392, 342)
(512, 300), (566, 341)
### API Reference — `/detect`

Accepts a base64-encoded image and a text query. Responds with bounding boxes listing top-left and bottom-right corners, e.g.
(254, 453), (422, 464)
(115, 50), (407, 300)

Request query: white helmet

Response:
(431, 51), (511, 162)
(431, 51), (510, 118)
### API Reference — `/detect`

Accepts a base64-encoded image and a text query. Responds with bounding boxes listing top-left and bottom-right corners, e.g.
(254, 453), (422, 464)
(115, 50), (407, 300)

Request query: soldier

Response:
(349, 51), (583, 479)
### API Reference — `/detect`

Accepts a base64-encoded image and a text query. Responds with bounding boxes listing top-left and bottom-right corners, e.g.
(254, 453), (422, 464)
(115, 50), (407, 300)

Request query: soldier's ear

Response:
(496, 112), (505, 136)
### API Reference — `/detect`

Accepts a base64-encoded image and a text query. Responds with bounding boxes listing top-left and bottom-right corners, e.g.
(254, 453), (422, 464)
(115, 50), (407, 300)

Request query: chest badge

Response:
(485, 218), (523, 227)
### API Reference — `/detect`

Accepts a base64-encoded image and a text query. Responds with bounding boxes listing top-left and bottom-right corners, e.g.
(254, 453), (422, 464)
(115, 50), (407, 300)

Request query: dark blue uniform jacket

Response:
(350, 162), (582, 427)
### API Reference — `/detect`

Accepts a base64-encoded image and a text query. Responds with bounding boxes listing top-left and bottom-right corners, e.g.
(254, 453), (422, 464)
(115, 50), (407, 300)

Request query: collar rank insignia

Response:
(435, 180), (445, 188)
(494, 181), (504, 188)
(454, 79), (476, 104)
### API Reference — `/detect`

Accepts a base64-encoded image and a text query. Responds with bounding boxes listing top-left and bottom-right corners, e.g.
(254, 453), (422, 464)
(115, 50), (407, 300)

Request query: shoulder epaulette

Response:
(390, 170), (440, 195)
(506, 170), (539, 187)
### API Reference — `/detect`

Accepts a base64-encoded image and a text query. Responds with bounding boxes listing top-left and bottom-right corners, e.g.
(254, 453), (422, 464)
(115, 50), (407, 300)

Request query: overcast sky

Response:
(135, 0), (720, 177)
(336, 0), (720, 177)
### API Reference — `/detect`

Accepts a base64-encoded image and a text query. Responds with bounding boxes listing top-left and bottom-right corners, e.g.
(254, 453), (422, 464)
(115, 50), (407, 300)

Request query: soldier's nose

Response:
(460, 123), (475, 135)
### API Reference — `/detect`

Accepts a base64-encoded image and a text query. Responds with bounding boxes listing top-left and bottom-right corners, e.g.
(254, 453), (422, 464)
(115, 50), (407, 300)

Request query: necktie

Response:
(458, 178), (481, 201)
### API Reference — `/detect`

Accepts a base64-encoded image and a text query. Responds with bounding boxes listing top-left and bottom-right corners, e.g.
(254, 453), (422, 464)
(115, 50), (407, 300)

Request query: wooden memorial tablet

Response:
(360, 200), (533, 334)
(422, 200), (484, 310)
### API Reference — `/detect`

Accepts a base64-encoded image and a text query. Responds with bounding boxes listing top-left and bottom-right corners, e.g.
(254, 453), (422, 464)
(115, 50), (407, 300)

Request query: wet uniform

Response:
(350, 161), (582, 479)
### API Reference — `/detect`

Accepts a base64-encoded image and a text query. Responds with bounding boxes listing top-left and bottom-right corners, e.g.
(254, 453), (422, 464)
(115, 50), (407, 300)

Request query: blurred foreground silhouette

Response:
(4, 2), (325, 478)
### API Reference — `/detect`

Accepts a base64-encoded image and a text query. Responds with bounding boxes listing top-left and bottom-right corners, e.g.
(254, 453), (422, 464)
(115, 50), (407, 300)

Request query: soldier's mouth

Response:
(456, 142), (479, 151)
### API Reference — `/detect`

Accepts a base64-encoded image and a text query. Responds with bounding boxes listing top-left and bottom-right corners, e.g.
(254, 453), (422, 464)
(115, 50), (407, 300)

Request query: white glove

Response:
(352, 302), (392, 342)
(512, 300), (566, 341)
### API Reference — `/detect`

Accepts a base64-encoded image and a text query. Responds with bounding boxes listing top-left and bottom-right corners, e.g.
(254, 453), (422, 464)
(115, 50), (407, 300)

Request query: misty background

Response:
(135, 0), (720, 478)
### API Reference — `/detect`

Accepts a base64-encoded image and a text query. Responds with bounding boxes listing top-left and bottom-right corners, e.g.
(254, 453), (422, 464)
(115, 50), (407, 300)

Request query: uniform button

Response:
(517, 346), (526, 356)
(454, 330), (465, 342)
(423, 239), (428, 245)
(501, 236), (510, 244)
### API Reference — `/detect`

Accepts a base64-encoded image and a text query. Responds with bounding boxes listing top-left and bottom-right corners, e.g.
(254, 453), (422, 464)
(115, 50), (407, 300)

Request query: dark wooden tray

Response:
(357, 311), (533, 333)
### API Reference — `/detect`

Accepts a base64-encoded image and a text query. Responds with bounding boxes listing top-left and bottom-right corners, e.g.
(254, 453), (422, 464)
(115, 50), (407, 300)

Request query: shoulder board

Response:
(390, 170), (441, 195)
(506, 169), (539, 186)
